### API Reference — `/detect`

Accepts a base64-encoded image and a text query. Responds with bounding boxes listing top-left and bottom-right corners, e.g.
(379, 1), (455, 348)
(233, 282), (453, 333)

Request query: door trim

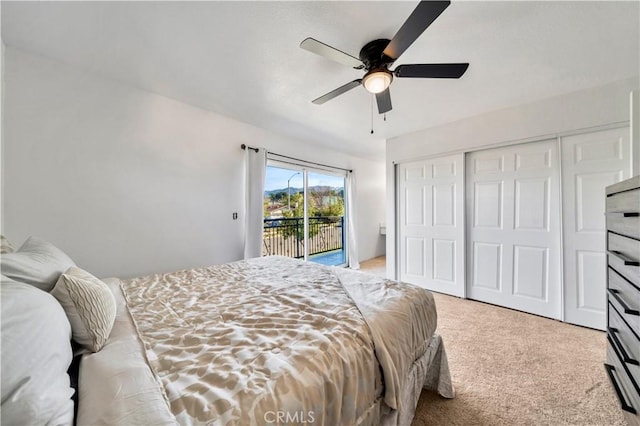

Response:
(391, 122), (630, 166)
(556, 136), (566, 322)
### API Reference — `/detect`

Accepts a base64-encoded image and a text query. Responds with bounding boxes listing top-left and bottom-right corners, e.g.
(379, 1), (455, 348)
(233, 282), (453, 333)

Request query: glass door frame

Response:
(266, 159), (348, 266)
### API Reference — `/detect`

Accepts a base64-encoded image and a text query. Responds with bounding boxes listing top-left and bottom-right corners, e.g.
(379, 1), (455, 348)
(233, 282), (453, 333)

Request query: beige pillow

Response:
(51, 266), (116, 352)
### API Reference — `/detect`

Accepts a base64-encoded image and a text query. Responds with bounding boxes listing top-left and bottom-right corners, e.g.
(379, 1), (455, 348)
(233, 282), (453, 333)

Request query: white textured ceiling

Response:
(2, 1), (639, 160)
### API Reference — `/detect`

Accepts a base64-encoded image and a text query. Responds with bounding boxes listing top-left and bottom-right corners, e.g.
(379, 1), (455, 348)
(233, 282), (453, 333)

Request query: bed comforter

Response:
(80, 256), (449, 425)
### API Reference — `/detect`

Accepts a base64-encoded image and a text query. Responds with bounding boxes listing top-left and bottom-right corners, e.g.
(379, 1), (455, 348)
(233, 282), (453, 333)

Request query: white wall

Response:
(386, 76), (640, 278)
(2, 47), (385, 278)
(1, 4), (3, 233)
(632, 89), (640, 172)
(1, 40), (4, 233)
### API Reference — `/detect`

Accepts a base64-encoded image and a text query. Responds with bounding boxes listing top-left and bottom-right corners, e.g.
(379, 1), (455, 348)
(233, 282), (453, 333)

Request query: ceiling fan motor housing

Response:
(360, 39), (394, 94)
(359, 38), (394, 70)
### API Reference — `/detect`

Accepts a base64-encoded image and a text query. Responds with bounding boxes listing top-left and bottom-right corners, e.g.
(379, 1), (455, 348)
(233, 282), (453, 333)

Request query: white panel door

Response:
(466, 140), (562, 319)
(398, 154), (465, 297)
(562, 127), (631, 330)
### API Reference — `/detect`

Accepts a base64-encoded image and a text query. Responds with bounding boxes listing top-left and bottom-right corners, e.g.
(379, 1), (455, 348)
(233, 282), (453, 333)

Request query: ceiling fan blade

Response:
(394, 63), (469, 78)
(300, 38), (364, 69)
(376, 89), (392, 114)
(312, 79), (362, 105)
(382, 1), (450, 61)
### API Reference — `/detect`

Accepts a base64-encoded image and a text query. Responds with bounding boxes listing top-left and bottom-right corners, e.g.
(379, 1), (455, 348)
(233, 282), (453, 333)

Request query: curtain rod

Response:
(240, 144), (259, 153)
(240, 144), (352, 173)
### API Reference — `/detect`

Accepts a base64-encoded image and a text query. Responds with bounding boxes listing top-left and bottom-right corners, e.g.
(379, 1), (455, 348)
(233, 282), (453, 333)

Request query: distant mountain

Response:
(309, 186), (333, 193)
(265, 187), (303, 196)
(264, 186), (341, 196)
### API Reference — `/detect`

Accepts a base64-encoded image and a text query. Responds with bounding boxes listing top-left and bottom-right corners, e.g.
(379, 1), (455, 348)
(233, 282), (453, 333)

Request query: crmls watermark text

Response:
(263, 410), (315, 424)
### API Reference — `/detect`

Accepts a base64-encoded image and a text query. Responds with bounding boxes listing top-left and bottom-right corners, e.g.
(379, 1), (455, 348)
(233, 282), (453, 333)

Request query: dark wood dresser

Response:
(605, 175), (640, 425)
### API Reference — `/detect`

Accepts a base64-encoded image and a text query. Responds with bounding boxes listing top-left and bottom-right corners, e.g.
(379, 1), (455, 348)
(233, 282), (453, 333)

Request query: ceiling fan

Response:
(300, 0), (469, 115)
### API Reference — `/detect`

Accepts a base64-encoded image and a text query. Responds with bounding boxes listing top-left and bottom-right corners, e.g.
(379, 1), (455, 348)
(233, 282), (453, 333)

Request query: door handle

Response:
(604, 363), (637, 414)
(608, 251), (640, 266)
(608, 288), (640, 316)
(606, 212), (640, 217)
(608, 328), (639, 366)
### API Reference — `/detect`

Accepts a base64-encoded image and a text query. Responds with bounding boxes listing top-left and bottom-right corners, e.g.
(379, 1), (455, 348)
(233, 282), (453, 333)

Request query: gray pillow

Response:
(0, 237), (75, 291)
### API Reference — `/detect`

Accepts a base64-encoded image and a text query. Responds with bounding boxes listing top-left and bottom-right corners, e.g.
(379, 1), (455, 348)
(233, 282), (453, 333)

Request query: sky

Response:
(265, 165), (345, 191)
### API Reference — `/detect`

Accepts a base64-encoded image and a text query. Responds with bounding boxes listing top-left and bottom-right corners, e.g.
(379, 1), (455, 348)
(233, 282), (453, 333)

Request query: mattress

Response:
(77, 256), (452, 425)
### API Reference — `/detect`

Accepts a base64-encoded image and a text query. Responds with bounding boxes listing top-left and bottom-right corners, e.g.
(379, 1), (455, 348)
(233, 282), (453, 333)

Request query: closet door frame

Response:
(393, 121), (632, 326)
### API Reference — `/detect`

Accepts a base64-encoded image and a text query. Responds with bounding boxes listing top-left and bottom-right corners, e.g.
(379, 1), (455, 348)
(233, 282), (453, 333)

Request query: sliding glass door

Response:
(306, 171), (346, 265)
(263, 165), (305, 260)
(263, 163), (347, 266)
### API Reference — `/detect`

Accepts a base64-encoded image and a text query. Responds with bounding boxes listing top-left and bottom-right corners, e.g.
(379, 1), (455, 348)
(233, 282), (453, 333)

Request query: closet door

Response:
(562, 127), (631, 330)
(466, 140), (562, 319)
(398, 154), (465, 297)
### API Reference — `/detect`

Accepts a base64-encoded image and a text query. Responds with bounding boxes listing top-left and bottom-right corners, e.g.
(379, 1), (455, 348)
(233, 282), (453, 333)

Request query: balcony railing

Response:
(263, 216), (344, 259)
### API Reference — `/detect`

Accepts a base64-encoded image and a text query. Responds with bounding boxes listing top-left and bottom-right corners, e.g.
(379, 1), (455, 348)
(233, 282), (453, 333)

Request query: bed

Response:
(1, 238), (453, 426)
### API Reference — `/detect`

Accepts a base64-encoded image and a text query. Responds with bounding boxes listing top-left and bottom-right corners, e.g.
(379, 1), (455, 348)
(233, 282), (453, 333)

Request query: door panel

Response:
(576, 172), (622, 231)
(562, 127), (631, 330)
(577, 250), (607, 311)
(474, 155), (504, 174)
(406, 186), (425, 225)
(514, 178), (548, 230)
(433, 184), (455, 226)
(399, 154), (465, 297)
(473, 242), (502, 290)
(516, 149), (550, 170)
(474, 182), (503, 228)
(466, 140), (562, 319)
(433, 239), (455, 282)
(513, 245), (548, 300)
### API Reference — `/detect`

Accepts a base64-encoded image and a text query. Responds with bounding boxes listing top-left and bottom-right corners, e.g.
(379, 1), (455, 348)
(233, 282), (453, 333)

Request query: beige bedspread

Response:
(120, 256), (438, 425)
(333, 267), (437, 410)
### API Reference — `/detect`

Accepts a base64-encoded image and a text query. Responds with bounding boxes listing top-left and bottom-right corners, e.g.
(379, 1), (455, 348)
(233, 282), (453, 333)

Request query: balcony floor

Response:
(309, 249), (346, 266)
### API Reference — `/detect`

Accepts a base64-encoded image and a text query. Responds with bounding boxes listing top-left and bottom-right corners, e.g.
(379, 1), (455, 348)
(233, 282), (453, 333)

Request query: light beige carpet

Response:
(359, 257), (625, 426)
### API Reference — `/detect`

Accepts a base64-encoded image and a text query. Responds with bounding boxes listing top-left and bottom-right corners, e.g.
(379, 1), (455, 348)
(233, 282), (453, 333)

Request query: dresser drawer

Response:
(606, 344), (640, 418)
(609, 303), (640, 368)
(607, 188), (640, 241)
(608, 232), (640, 287)
(609, 267), (640, 335)
(607, 213), (640, 241)
(607, 188), (640, 214)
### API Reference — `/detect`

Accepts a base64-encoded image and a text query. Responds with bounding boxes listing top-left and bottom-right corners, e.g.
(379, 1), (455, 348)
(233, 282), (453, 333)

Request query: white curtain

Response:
(244, 147), (266, 259)
(346, 171), (360, 269)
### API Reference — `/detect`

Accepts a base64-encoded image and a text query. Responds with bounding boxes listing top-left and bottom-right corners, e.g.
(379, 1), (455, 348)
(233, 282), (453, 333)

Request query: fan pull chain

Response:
(384, 113), (387, 122)
(370, 94), (374, 134)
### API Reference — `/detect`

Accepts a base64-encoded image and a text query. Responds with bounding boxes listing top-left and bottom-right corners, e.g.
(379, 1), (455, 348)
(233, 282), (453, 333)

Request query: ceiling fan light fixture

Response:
(362, 70), (392, 94)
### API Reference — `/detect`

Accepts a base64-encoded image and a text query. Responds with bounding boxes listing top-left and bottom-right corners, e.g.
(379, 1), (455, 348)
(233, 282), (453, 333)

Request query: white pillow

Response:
(0, 236), (75, 291)
(0, 277), (75, 425)
(51, 266), (117, 352)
